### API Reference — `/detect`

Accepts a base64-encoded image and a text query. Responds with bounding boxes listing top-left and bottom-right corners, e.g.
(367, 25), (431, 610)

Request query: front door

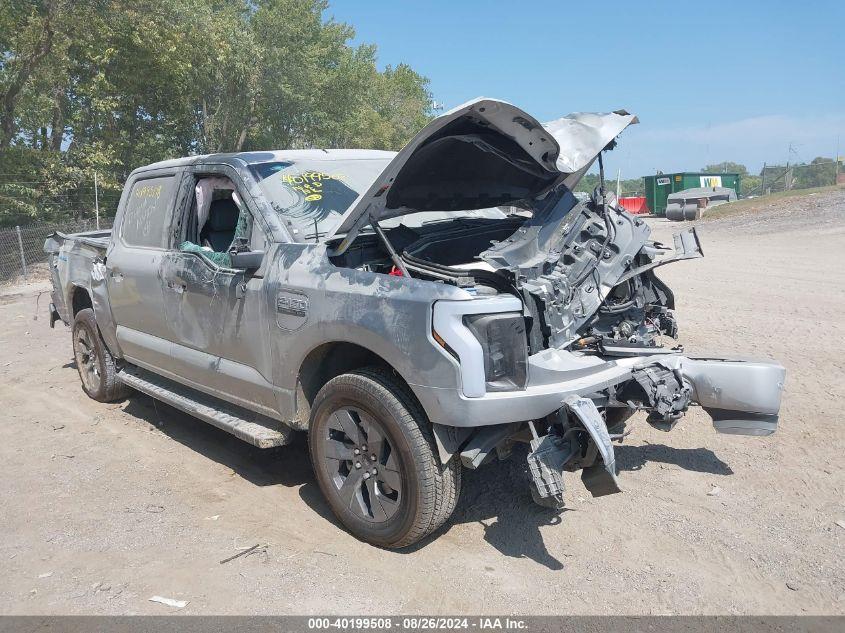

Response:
(158, 167), (279, 417)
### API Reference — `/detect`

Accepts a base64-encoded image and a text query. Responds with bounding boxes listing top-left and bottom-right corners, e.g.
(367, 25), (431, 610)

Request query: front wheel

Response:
(308, 367), (460, 548)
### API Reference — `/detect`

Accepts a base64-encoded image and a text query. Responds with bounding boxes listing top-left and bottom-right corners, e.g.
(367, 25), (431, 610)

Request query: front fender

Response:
(268, 242), (470, 418)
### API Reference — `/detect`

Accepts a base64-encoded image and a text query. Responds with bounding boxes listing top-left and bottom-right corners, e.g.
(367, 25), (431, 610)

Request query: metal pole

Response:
(16, 225), (28, 282)
(836, 136), (840, 186)
(760, 162), (766, 196)
(94, 172), (100, 230)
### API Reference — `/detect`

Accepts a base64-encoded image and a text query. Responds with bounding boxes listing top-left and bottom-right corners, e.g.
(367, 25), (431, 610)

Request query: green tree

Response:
(574, 173), (644, 196)
(701, 161), (748, 175)
(0, 0), (436, 226)
(794, 157), (836, 189)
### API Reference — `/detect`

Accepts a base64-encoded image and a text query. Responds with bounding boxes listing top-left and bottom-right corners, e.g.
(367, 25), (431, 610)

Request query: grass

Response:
(701, 183), (845, 220)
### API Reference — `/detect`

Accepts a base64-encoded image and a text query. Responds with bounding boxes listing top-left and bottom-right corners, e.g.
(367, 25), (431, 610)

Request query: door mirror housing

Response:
(229, 250), (265, 271)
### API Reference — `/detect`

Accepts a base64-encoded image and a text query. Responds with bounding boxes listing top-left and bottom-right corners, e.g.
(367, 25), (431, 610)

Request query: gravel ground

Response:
(0, 188), (843, 615)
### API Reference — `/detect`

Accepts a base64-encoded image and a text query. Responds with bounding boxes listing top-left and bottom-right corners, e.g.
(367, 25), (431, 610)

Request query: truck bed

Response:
(44, 229), (112, 253)
(44, 229), (113, 327)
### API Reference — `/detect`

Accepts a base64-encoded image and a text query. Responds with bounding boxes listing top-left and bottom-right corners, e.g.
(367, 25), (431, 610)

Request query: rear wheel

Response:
(308, 367), (460, 548)
(72, 308), (131, 402)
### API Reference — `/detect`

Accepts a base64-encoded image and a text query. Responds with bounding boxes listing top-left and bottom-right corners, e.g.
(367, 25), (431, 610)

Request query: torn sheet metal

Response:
(613, 227), (703, 286)
(542, 110), (639, 174)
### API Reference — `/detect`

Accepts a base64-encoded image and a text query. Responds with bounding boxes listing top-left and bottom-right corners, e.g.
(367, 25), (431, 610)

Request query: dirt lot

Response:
(1, 188), (843, 615)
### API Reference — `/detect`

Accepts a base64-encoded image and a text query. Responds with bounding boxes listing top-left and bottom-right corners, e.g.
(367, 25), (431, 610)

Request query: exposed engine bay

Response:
(329, 182), (700, 358)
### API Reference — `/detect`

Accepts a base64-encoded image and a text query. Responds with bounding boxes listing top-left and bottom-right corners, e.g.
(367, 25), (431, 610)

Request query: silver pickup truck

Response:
(45, 98), (785, 548)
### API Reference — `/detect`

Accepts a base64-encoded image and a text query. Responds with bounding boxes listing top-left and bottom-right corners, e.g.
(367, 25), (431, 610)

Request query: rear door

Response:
(106, 169), (186, 369)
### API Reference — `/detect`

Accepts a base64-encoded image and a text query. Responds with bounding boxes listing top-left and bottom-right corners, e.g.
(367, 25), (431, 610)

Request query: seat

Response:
(201, 198), (240, 252)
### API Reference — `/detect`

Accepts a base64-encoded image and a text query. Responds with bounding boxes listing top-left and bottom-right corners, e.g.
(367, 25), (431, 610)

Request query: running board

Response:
(118, 365), (294, 448)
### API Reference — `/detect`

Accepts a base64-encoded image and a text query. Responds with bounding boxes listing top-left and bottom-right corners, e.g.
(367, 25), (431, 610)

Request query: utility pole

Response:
(94, 172), (100, 230)
(760, 162), (766, 196)
(16, 225), (28, 282)
(836, 136), (841, 186)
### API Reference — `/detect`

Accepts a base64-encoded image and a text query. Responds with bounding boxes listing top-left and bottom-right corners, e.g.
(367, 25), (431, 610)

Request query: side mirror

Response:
(229, 250), (265, 271)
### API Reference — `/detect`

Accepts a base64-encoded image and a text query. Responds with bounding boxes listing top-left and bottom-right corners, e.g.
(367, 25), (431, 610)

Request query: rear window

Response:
(121, 175), (177, 248)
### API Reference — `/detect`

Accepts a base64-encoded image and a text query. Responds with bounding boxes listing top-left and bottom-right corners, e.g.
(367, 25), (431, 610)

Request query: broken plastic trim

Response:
(563, 395), (621, 497)
(613, 227), (703, 288)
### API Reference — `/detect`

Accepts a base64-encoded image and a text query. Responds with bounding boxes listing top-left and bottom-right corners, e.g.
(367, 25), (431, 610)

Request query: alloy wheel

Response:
(321, 407), (402, 523)
(73, 326), (101, 393)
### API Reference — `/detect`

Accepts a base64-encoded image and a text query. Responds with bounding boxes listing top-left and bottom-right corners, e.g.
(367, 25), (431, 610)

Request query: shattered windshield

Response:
(250, 159), (385, 240)
(249, 159), (506, 240)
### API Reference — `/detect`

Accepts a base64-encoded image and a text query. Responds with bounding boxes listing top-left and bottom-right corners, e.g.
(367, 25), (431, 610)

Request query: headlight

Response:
(463, 313), (528, 392)
(431, 296), (525, 397)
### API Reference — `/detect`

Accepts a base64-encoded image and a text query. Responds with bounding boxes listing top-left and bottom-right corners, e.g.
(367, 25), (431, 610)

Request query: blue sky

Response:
(329, 0), (845, 178)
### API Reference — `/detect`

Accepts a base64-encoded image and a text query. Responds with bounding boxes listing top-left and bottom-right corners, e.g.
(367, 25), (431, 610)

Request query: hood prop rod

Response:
(598, 151), (607, 203)
(371, 218), (411, 278)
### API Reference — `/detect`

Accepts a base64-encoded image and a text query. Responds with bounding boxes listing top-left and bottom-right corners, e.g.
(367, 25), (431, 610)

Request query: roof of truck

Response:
(133, 149), (396, 174)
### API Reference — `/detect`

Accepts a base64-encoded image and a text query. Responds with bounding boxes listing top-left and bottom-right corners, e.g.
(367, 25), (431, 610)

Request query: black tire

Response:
(71, 308), (131, 402)
(308, 367), (461, 548)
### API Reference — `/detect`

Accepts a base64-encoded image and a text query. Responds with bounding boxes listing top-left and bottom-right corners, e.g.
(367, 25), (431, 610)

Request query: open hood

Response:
(328, 97), (637, 253)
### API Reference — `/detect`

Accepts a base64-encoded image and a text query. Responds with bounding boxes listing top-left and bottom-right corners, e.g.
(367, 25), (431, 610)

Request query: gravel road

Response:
(1, 188), (843, 615)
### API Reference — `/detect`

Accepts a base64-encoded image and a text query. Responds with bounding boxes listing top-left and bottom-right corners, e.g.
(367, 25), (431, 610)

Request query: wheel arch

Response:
(70, 284), (93, 316)
(69, 281), (123, 359)
(293, 341), (423, 431)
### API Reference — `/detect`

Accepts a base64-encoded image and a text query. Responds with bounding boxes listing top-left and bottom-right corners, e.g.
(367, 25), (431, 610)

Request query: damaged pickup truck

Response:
(45, 98), (785, 548)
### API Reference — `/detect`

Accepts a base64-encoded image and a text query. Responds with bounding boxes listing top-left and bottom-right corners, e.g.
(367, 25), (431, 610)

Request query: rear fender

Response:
(90, 260), (123, 358)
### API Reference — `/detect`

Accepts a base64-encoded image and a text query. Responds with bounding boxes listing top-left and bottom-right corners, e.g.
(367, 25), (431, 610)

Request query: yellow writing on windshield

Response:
(281, 171), (346, 202)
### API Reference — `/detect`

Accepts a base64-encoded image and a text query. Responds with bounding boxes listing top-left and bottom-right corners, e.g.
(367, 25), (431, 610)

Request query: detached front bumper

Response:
(678, 357), (784, 435)
(416, 347), (785, 508)
(413, 347), (785, 435)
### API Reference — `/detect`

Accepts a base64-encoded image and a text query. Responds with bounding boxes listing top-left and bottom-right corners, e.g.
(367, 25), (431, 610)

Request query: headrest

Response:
(206, 198), (240, 231)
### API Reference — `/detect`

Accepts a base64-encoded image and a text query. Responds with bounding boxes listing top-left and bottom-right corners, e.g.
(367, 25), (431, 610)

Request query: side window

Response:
(178, 174), (267, 268)
(121, 175), (177, 248)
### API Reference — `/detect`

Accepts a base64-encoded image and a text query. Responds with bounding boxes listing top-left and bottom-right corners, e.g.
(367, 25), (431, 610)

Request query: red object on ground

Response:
(389, 265), (403, 276)
(618, 196), (650, 215)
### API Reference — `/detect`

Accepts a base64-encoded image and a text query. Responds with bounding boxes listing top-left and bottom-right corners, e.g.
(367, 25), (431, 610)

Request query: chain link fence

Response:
(0, 218), (113, 284)
(0, 169), (120, 284)
(745, 160), (842, 197)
